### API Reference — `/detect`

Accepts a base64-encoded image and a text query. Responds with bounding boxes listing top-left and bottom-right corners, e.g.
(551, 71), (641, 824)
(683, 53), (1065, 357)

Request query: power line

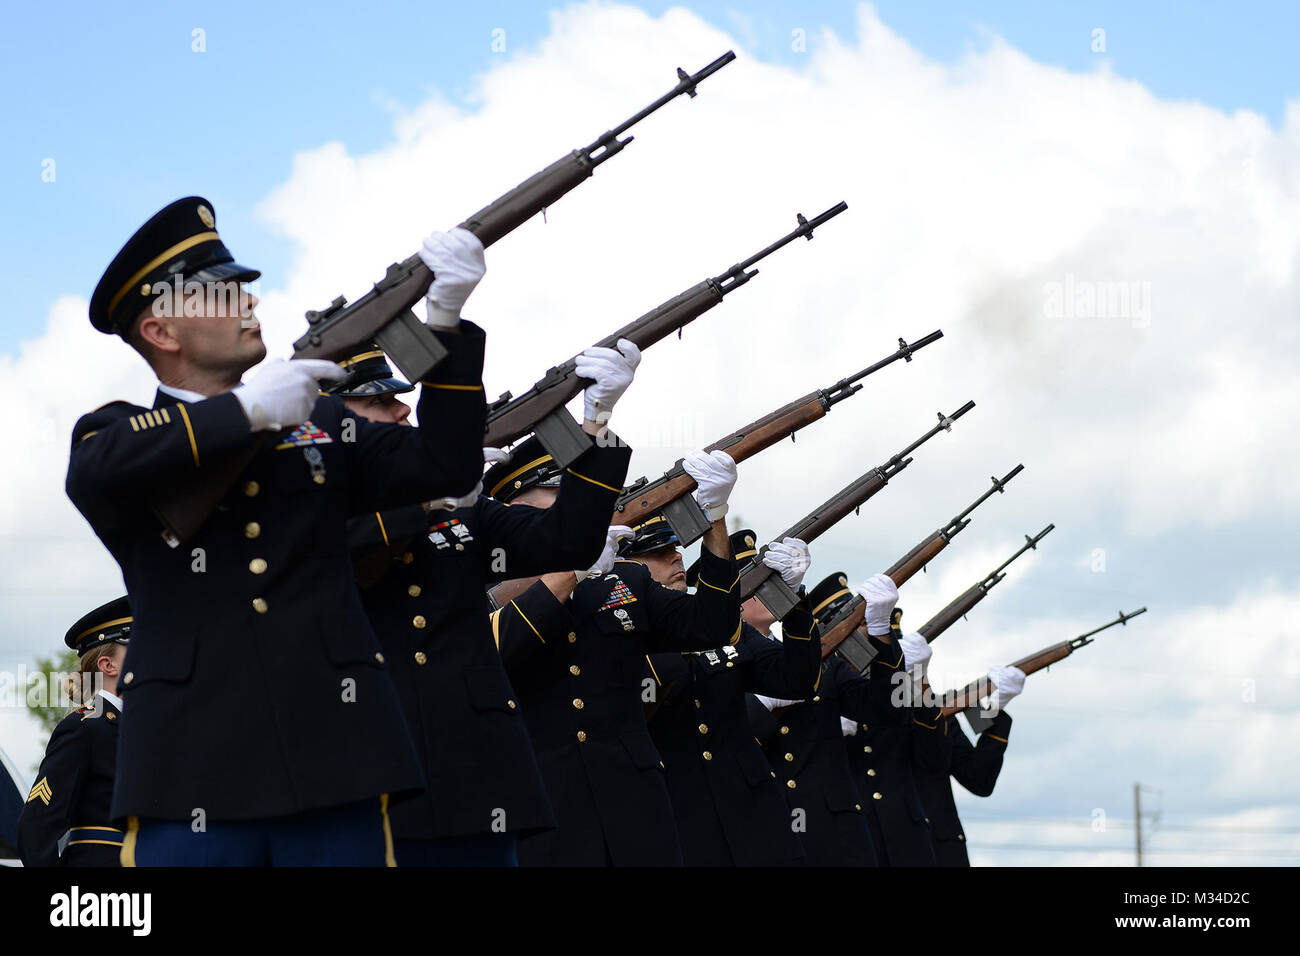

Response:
(968, 842), (1300, 858)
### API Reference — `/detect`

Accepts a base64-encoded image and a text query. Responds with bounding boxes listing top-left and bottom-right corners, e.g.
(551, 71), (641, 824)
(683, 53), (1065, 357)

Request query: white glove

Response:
(986, 664), (1026, 712)
(762, 537), (811, 588)
(429, 448), (504, 512)
(418, 227), (486, 328)
(897, 632), (932, 675)
(682, 449), (737, 522)
(575, 338), (641, 423)
(234, 358), (345, 431)
(840, 716), (859, 737)
(857, 572), (899, 636)
(755, 693), (804, 711)
(576, 525), (634, 581)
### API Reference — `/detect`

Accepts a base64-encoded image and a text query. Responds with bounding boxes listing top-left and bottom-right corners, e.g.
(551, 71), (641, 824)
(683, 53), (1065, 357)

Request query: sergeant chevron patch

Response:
(28, 776), (52, 805)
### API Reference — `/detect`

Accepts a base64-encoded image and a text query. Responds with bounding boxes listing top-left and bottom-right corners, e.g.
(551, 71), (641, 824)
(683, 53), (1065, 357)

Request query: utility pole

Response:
(1134, 782), (1143, 867)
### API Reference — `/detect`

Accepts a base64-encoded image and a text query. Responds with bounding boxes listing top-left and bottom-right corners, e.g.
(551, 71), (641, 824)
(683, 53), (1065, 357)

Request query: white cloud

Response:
(3, 2), (1298, 859)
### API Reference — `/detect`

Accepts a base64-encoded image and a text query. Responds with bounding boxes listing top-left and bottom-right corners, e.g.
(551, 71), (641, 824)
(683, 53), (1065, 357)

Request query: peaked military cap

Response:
(484, 436), (564, 503)
(808, 571), (853, 624)
(618, 512), (681, 558)
(685, 527), (757, 586)
(64, 596), (132, 653)
(89, 196), (260, 335)
(326, 344), (414, 398)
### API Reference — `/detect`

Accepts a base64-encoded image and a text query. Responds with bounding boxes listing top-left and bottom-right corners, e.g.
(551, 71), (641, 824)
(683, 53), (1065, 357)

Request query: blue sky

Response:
(2, 1), (1296, 348)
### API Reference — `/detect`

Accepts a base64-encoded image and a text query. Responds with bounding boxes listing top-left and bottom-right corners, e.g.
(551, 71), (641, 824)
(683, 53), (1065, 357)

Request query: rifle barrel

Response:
(982, 523), (1055, 587)
(1072, 606), (1148, 648)
(823, 331), (945, 406)
(590, 51), (736, 158)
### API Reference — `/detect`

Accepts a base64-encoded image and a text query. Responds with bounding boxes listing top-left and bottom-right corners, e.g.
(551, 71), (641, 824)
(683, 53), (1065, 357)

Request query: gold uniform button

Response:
(702, 751), (713, 761)
(414, 652), (427, 665)
(867, 769), (877, 777)
(779, 726), (789, 735)
(694, 700), (701, 709)
(312, 474), (326, 485)
(244, 522), (261, 539)
(243, 480), (259, 497)
(402, 552), (414, 565)
(413, 615), (427, 629)
(784, 753), (794, 762)
(249, 558), (267, 574)
(725, 661), (734, 668)
(408, 584), (422, 598)
(854, 803), (862, 811)
(507, 700), (517, 710)
(569, 665), (581, 676)
(252, 598), (268, 614)
(567, 632), (577, 643)
(812, 695), (821, 702)
(375, 653), (385, 664)
(860, 724), (869, 732)
(123, 672), (134, 685)
(577, 731), (587, 742)
(863, 745), (873, 754)
(572, 698), (584, 710)
(697, 724), (708, 735)
(786, 780), (797, 790)
(957, 834), (965, 842)
(107, 712), (116, 720)
(872, 792), (883, 800)
(769, 771), (776, 779)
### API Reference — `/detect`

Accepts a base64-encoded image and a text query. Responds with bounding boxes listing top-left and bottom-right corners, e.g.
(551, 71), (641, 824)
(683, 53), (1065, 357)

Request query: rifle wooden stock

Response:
(484, 281), (723, 449)
(885, 532), (949, 587)
(917, 582), (987, 643)
(818, 597), (865, 659)
(616, 392), (829, 523)
(938, 642), (1073, 717)
(737, 471), (889, 603)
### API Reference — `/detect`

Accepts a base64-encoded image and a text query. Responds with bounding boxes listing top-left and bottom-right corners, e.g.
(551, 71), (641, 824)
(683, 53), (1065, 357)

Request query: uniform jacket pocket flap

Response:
(463, 665), (517, 713)
(824, 789), (862, 814)
(122, 627), (197, 687)
(319, 610), (384, 667)
(619, 731), (663, 771)
(736, 745), (774, 787)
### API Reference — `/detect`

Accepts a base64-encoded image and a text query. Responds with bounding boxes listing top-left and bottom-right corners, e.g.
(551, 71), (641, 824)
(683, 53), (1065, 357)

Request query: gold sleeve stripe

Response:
(646, 655), (663, 686)
(729, 621), (742, 646)
(129, 416), (140, 432)
(784, 631), (811, 641)
(813, 668), (822, 692)
(380, 794), (396, 867)
(175, 404), (200, 467)
(80, 430), (99, 441)
(421, 382), (483, 391)
(490, 609), (503, 651)
(565, 468), (621, 493)
(375, 513), (390, 547)
(985, 733), (1009, 743)
(159, 407), (171, 423)
(914, 717), (938, 730)
(509, 600), (546, 644)
(697, 578), (730, 595)
(120, 816), (140, 867)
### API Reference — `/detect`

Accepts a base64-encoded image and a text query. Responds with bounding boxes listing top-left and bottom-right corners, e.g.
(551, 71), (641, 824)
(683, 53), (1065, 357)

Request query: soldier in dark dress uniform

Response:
(747, 572), (922, 866)
(335, 340), (637, 865)
(914, 671), (1022, 866)
(18, 598), (131, 867)
(493, 449), (742, 866)
(66, 199), (490, 865)
(646, 529), (819, 866)
(842, 605), (939, 866)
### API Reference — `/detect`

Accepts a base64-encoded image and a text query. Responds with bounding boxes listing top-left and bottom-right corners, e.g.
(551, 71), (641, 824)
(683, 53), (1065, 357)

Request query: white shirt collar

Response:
(97, 689), (124, 712)
(157, 383), (208, 404)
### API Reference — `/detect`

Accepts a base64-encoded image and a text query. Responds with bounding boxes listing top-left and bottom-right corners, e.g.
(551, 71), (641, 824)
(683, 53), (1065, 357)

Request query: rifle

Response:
(486, 333), (945, 610)
(736, 402), (978, 619)
(819, 465), (1025, 670)
(937, 607), (1147, 717)
(916, 523), (1055, 643)
(615, 331), (946, 547)
(152, 52), (735, 542)
(483, 203), (848, 467)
